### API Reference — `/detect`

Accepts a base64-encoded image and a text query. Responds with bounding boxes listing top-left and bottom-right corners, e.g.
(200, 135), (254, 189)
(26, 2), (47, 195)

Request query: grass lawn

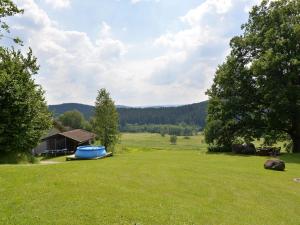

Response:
(0, 133), (300, 225)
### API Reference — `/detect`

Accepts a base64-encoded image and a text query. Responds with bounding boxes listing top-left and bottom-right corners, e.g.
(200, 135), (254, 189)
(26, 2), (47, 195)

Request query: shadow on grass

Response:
(39, 153), (73, 161)
(205, 151), (256, 157)
(279, 153), (300, 164)
(205, 151), (300, 164)
(0, 152), (38, 164)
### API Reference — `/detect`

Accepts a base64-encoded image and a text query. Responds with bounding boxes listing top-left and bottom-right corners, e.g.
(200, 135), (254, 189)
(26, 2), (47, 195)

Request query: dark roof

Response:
(42, 129), (96, 143)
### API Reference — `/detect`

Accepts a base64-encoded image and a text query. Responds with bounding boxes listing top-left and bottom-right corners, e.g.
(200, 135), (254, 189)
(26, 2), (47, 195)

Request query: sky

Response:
(5, 0), (260, 106)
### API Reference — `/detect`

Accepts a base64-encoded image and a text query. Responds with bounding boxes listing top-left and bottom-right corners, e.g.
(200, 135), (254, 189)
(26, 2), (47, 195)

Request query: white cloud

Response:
(96, 22), (127, 59)
(149, 0), (261, 104)
(180, 0), (233, 26)
(12, 0), (129, 105)
(44, 0), (71, 9)
(8, 0), (262, 106)
(131, 0), (160, 4)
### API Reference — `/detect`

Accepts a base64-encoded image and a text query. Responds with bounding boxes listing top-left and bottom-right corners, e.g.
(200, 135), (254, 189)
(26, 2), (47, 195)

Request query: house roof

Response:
(42, 129), (96, 143)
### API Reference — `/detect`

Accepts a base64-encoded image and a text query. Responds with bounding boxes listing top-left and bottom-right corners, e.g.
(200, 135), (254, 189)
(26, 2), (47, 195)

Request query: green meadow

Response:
(0, 133), (300, 225)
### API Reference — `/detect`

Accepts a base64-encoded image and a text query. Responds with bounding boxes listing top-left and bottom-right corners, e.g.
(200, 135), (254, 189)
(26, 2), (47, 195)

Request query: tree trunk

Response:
(291, 135), (300, 153)
(291, 112), (300, 153)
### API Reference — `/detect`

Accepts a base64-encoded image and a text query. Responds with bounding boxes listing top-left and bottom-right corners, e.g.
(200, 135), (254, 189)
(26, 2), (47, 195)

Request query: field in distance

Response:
(115, 132), (207, 153)
(0, 133), (300, 225)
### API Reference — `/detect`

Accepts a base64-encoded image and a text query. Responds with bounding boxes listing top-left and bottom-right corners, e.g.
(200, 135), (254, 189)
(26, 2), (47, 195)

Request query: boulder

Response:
(264, 159), (285, 171)
(232, 143), (256, 155)
(242, 143), (256, 155)
(232, 144), (244, 154)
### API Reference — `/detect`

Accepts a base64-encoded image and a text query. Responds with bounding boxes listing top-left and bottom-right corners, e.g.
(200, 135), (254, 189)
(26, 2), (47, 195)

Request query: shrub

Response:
(170, 135), (177, 145)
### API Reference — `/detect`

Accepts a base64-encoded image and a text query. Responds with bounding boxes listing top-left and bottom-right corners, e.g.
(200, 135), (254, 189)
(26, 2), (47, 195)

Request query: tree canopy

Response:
(0, 0), (52, 160)
(0, 48), (52, 156)
(205, 0), (300, 153)
(58, 110), (86, 129)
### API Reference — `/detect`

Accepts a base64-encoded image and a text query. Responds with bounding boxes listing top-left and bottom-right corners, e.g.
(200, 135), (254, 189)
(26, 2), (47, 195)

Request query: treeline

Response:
(49, 101), (208, 128)
(49, 103), (94, 119)
(120, 124), (200, 136)
(56, 109), (200, 136)
(118, 102), (208, 128)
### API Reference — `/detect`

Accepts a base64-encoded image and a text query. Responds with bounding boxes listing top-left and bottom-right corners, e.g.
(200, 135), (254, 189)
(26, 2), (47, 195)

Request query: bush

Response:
(170, 135), (177, 145)
(284, 141), (293, 153)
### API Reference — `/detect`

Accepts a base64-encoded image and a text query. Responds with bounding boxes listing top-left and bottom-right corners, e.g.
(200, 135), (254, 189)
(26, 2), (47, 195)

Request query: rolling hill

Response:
(49, 101), (208, 128)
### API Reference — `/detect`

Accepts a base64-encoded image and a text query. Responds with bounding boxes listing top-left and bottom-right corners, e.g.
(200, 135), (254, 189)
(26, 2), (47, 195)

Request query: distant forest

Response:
(49, 101), (208, 129)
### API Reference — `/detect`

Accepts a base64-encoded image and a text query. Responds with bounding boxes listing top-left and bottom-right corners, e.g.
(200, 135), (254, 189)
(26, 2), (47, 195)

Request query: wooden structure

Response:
(42, 129), (96, 156)
(32, 128), (61, 156)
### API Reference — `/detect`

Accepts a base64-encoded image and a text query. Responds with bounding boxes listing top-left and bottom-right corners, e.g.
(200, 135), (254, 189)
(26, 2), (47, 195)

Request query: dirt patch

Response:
(40, 160), (61, 165)
(293, 178), (300, 183)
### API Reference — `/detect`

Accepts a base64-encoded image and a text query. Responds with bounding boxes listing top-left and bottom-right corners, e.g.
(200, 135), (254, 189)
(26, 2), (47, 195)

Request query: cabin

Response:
(32, 128), (61, 156)
(37, 129), (96, 156)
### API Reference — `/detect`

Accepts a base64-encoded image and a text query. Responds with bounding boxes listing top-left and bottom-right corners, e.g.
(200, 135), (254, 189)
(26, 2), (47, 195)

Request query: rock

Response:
(232, 143), (256, 155)
(232, 144), (244, 154)
(264, 159), (285, 171)
(242, 143), (256, 155)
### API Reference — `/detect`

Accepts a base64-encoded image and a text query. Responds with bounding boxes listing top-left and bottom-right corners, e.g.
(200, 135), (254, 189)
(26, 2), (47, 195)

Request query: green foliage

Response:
(52, 119), (67, 132)
(0, 48), (52, 157)
(58, 110), (85, 129)
(83, 120), (93, 132)
(204, 119), (233, 148)
(0, 0), (23, 44)
(0, 1), (51, 162)
(94, 88), (119, 152)
(170, 135), (177, 145)
(284, 141), (293, 153)
(205, 0), (300, 152)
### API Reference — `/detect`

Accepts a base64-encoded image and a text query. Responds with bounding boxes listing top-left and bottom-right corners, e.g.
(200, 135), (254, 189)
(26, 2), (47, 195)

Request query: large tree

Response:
(205, 0), (300, 153)
(94, 88), (119, 152)
(0, 1), (52, 160)
(0, 48), (52, 157)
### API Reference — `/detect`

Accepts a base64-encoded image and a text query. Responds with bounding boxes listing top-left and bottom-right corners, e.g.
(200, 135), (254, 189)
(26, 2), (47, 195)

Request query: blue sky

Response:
(8, 0), (260, 106)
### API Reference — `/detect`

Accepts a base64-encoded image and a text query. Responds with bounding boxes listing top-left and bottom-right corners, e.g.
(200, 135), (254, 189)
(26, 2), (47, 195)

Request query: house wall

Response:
(32, 128), (61, 155)
(47, 136), (67, 150)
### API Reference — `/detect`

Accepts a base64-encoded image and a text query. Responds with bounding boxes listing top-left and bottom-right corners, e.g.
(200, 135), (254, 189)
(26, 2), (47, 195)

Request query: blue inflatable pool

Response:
(75, 146), (106, 159)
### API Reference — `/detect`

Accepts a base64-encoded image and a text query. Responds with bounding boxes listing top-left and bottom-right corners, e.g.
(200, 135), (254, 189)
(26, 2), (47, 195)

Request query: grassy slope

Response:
(0, 133), (300, 225)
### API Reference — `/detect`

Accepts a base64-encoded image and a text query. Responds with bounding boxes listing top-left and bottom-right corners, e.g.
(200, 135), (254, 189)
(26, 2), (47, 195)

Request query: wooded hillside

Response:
(49, 101), (208, 128)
